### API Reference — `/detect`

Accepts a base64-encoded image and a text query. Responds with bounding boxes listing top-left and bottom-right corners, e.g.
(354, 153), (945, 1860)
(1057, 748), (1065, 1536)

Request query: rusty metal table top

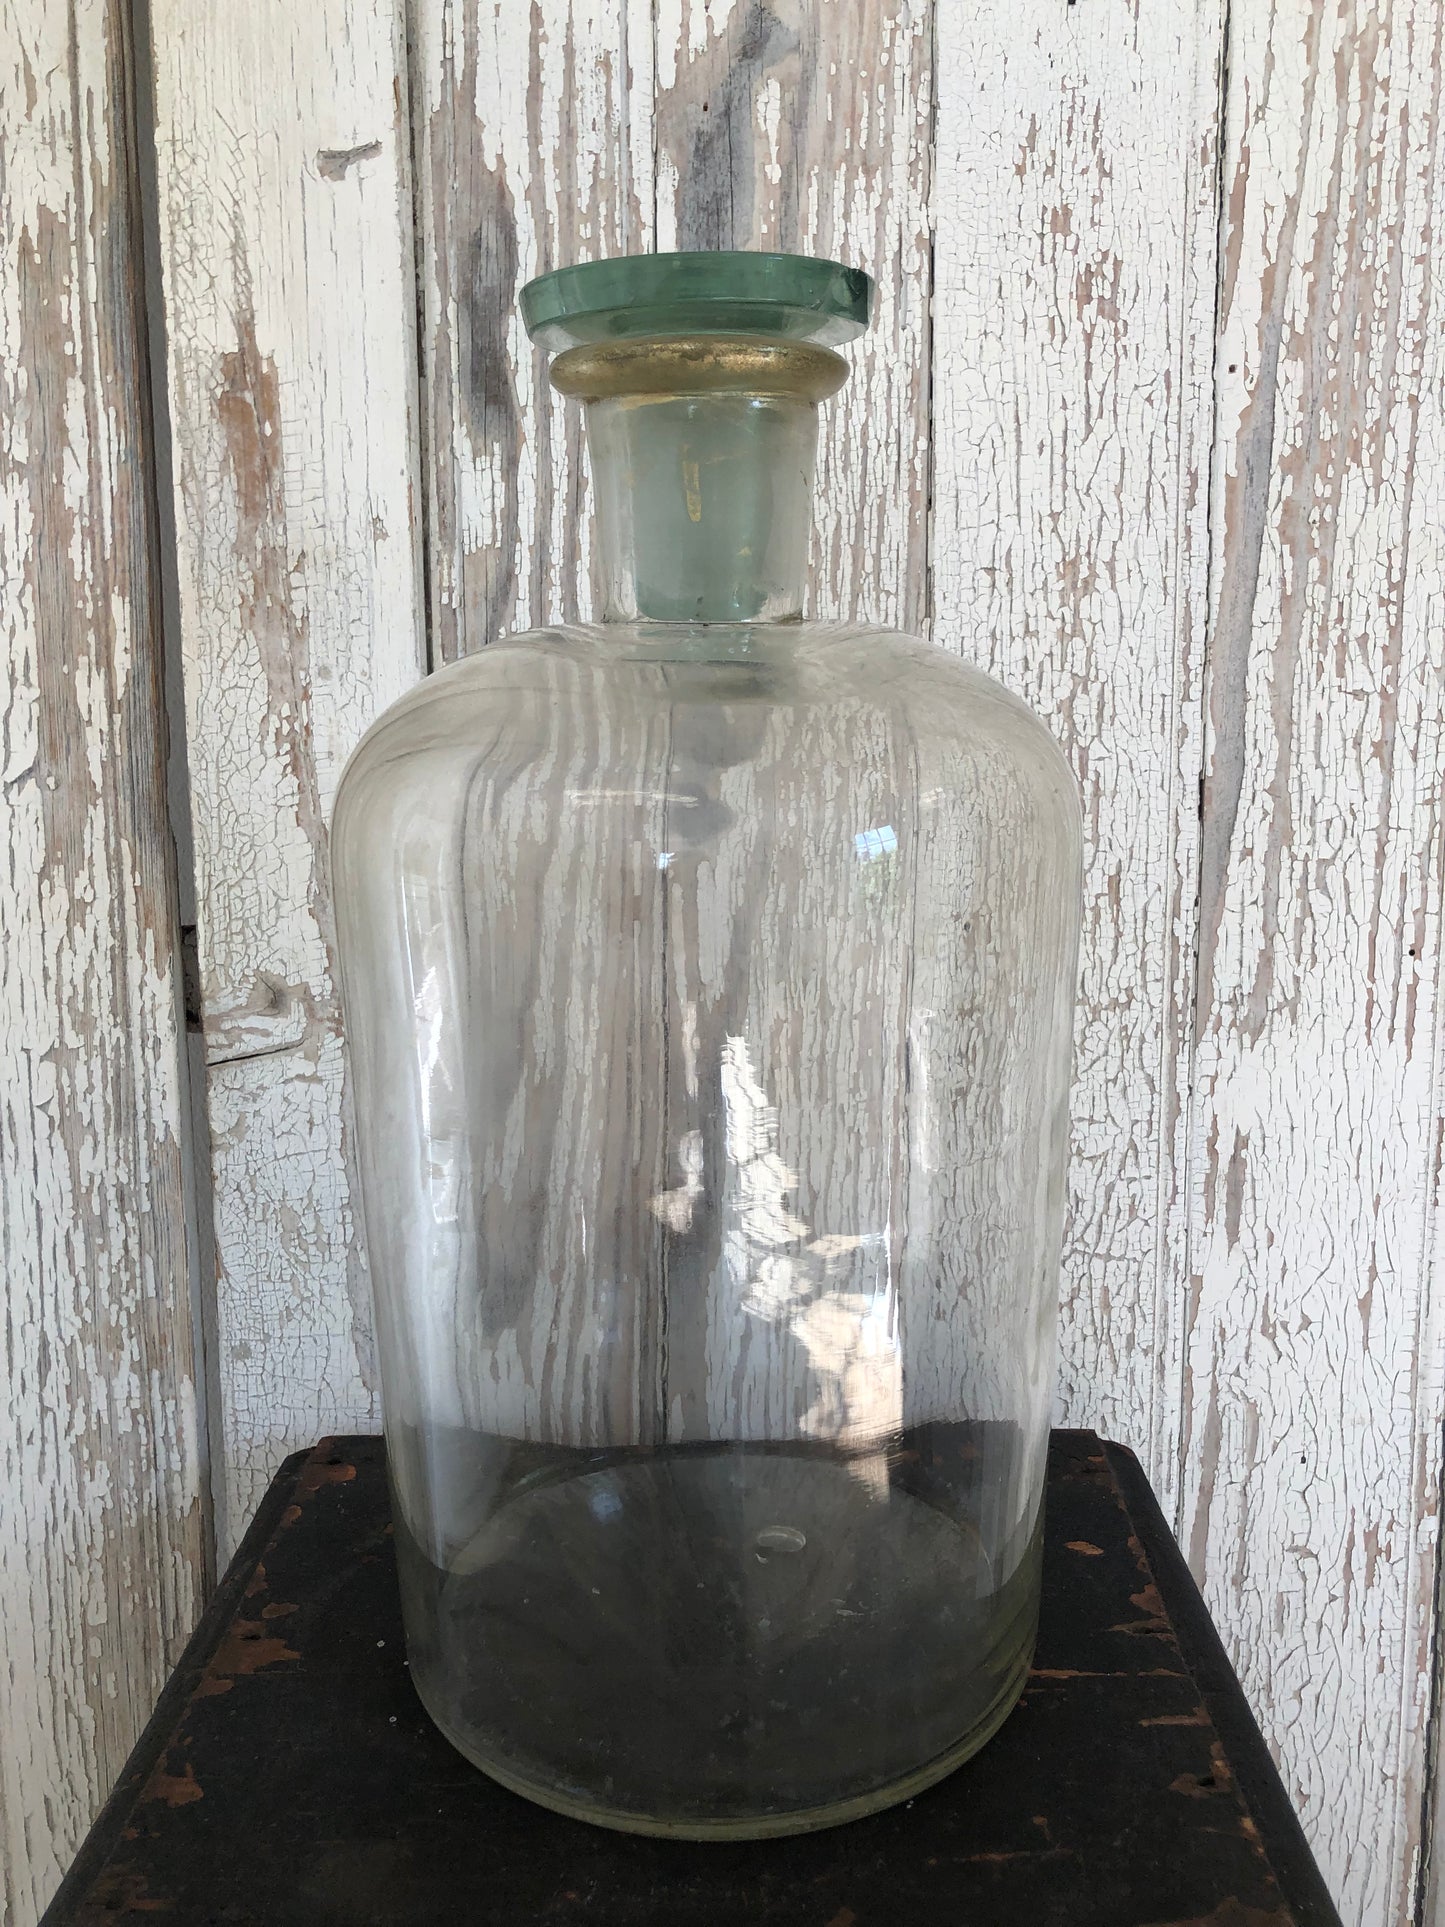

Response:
(42, 1431), (1340, 1927)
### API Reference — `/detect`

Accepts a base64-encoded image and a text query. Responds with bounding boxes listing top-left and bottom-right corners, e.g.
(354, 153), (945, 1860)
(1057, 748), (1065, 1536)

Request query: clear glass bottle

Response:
(332, 252), (1082, 1839)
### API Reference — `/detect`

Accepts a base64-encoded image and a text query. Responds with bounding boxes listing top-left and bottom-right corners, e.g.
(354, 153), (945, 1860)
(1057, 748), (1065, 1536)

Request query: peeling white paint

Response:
(1185, 4), (1445, 1920)
(1, 3), (205, 1921)
(138, 5), (1445, 1924)
(148, 0), (427, 1555)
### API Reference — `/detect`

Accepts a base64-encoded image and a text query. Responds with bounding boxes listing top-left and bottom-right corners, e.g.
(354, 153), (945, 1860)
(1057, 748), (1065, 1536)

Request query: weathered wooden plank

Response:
(1184, 3), (1445, 1920)
(650, 0), (936, 1454)
(148, 0), (426, 1553)
(416, 0), (654, 660)
(931, 1), (1223, 1499)
(202, 1038), (366, 1538)
(654, 0), (932, 629)
(387, 0), (658, 1477)
(0, 2), (205, 1919)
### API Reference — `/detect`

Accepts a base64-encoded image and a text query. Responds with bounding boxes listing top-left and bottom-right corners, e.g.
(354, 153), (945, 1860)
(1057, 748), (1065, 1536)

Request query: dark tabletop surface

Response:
(43, 1430), (1340, 1927)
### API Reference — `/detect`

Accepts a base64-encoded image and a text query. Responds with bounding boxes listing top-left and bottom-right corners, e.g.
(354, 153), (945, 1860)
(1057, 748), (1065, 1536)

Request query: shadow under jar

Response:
(331, 251), (1083, 1839)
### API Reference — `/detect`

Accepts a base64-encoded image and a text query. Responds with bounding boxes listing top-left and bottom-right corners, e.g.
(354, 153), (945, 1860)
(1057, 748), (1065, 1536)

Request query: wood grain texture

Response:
(648, 0), (934, 1446)
(147, 0), (426, 1553)
(654, 0), (932, 630)
(0, 2), (204, 1920)
(331, 651), (675, 1454)
(1183, 3), (1445, 1920)
(415, 0), (654, 661)
(931, 0), (1224, 1501)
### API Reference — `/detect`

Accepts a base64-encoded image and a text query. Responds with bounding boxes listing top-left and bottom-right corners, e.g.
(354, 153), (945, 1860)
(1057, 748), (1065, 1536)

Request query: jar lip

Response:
(520, 250), (874, 353)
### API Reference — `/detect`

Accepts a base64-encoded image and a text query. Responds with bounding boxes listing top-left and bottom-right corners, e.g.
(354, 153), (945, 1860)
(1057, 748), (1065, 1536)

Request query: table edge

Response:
(40, 1432), (1344, 1927)
(1102, 1439), (1344, 1927)
(38, 1446), (318, 1926)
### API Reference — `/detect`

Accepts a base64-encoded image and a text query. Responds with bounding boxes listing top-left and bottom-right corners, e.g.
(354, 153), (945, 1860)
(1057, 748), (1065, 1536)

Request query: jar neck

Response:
(550, 336), (849, 626)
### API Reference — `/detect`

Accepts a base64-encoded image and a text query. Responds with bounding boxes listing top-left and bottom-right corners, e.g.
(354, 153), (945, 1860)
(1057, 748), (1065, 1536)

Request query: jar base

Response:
(394, 1435), (1039, 1839)
(414, 1632), (1031, 1840)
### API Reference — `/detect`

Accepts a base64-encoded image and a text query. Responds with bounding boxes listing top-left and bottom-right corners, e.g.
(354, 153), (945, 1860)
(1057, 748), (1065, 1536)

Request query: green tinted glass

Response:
(520, 250), (873, 352)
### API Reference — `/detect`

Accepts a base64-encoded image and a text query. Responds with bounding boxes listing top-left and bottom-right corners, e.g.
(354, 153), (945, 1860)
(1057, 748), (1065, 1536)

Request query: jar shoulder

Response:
(335, 620), (1079, 835)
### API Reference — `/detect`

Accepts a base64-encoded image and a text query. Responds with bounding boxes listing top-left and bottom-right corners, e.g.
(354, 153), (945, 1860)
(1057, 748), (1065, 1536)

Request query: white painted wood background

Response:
(2, 1), (1443, 1923)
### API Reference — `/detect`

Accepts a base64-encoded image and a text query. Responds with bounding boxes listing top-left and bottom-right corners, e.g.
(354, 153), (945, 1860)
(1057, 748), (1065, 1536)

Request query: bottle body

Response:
(333, 618), (1081, 1836)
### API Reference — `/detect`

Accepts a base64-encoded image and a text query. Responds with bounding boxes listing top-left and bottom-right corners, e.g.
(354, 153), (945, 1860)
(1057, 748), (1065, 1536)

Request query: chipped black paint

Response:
(42, 1434), (1341, 1927)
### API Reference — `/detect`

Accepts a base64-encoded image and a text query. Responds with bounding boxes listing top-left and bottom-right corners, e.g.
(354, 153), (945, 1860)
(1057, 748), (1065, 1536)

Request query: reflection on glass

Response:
(720, 1033), (901, 1475)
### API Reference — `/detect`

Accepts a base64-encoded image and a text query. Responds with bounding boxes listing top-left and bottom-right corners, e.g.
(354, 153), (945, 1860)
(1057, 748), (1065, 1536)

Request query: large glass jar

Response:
(332, 252), (1082, 1838)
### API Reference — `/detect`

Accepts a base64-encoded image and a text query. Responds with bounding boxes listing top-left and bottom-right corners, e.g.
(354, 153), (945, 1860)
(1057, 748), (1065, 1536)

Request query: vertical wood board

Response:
(654, 0), (933, 631)
(148, 0), (426, 1552)
(416, 0), (655, 661)
(931, 0), (1223, 1498)
(0, 1), (204, 1919)
(1184, 2), (1445, 1919)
